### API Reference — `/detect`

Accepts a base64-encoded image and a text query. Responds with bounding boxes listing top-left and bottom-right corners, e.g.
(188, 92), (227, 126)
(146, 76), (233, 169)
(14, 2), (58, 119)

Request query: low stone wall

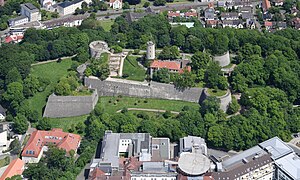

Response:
(85, 77), (205, 103)
(213, 51), (230, 67)
(43, 90), (98, 118)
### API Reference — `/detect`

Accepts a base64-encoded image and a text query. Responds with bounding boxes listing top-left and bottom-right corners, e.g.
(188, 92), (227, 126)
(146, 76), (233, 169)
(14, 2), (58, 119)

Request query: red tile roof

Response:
(262, 0), (271, 12)
(5, 35), (23, 43)
(264, 21), (273, 26)
(168, 11), (181, 17)
(150, 60), (181, 71)
(0, 158), (24, 180)
(185, 12), (197, 17)
(22, 128), (81, 158)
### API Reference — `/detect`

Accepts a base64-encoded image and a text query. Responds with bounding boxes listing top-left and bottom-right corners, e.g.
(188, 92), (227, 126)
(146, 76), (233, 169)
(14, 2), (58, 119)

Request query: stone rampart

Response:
(213, 51), (230, 67)
(85, 77), (204, 103)
(203, 89), (232, 112)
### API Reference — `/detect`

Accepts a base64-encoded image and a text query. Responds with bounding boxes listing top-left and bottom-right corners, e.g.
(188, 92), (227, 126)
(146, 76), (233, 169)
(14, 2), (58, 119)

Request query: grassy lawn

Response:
(0, 157), (10, 168)
(207, 88), (227, 97)
(98, 20), (114, 32)
(47, 115), (88, 134)
(27, 59), (74, 116)
(123, 56), (146, 81)
(99, 96), (199, 114)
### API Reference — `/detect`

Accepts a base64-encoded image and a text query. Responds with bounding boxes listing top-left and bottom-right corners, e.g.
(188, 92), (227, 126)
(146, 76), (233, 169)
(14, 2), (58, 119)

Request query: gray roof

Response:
(42, 14), (88, 28)
(99, 132), (120, 169)
(259, 136), (293, 160)
(212, 154), (273, 180)
(142, 162), (169, 173)
(242, 12), (254, 19)
(275, 153), (300, 179)
(152, 138), (170, 161)
(120, 133), (151, 155)
(21, 3), (39, 12)
(222, 145), (267, 170)
(58, 0), (82, 8)
(43, 90), (98, 118)
(0, 105), (6, 115)
(8, 15), (28, 22)
(220, 12), (239, 18)
(126, 12), (149, 23)
(180, 136), (206, 154)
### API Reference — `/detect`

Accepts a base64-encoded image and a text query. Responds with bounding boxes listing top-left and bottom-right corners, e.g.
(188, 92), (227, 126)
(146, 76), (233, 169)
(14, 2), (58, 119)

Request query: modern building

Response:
(205, 136), (300, 180)
(110, 0), (122, 9)
(21, 3), (41, 22)
(0, 130), (8, 152)
(8, 16), (29, 27)
(21, 128), (81, 163)
(179, 135), (207, 155)
(222, 20), (244, 28)
(0, 158), (24, 180)
(146, 41), (155, 60)
(89, 131), (173, 179)
(56, 0), (83, 16)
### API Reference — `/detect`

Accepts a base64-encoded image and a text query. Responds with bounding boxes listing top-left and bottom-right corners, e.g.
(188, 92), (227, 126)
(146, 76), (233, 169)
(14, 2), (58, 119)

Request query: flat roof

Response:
(22, 3), (38, 11)
(259, 136), (293, 160)
(178, 152), (210, 175)
(99, 133), (120, 168)
(275, 153), (300, 179)
(222, 145), (267, 170)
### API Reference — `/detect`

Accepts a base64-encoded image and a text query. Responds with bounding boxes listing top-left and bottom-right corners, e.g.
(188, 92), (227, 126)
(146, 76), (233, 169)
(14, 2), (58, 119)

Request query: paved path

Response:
(31, 55), (77, 66)
(116, 108), (180, 114)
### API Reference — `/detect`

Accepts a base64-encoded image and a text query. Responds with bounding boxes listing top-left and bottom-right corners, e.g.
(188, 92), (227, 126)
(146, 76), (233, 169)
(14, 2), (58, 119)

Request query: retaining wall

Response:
(213, 51), (230, 67)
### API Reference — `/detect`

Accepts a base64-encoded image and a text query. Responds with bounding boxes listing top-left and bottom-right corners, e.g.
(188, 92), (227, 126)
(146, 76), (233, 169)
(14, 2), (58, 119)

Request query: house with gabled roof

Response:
(0, 158), (24, 180)
(21, 128), (81, 163)
(110, 0), (122, 9)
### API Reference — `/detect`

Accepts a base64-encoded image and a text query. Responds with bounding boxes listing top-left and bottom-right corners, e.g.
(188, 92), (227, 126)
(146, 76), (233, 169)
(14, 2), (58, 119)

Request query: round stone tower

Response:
(146, 41), (155, 60)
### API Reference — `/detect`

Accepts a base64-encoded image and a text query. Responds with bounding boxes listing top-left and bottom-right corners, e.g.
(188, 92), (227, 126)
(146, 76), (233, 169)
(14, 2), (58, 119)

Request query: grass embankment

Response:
(47, 115), (88, 134)
(122, 56), (146, 81)
(27, 59), (74, 116)
(99, 96), (199, 114)
(0, 157), (10, 168)
(207, 88), (227, 97)
(98, 20), (114, 32)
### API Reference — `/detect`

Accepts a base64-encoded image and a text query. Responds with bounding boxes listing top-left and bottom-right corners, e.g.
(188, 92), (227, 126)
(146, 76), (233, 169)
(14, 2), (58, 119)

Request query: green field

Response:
(122, 56), (146, 81)
(27, 59), (74, 116)
(99, 96), (199, 114)
(207, 88), (227, 97)
(47, 115), (88, 134)
(99, 20), (114, 32)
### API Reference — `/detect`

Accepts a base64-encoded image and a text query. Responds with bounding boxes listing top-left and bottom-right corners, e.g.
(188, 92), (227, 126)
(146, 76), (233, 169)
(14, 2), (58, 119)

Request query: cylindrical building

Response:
(146, 41), (155, 60)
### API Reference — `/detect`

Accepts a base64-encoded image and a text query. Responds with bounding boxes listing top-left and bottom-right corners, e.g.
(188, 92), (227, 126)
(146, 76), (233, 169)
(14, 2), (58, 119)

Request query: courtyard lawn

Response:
(122, 56), (146, 81)
(99, 20), (114, 32)
(27, 59), (74, 116)
(207, 88), (227, 97)
(47, 115), (88, 134)
(99, 96), (199, 114)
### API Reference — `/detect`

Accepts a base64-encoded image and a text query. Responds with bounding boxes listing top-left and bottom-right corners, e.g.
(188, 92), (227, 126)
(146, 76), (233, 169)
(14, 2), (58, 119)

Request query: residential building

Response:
(262, 0), (271, 13)
(0, 158), (24, 180)
(21, 3), (41, 22)
(239, 6), (252, 13)
(110, 0), (122, 10)
(167, 10), (198, 20)
(205, 137), (300, 180)
(150, 60), (191, 77)
(246, 19), (256, 29)
(204, 7), (215, 20)
(271, 0), (284, 6)
(179, 136), (207, 155)
(126, 12), (151, 23)
(0, 105), (5, 121)
(21, 128), (81, 163)
(40, 0), (56, 9)
(264, 21), (287, 30)
(5, 34), (24, 43)
(291, 17), (300, 30)
(8, 16), (29, 27)
(220, 12), (239, 20)
(241, 12), (254, 19)
(206, 20), (218, 28)
(0, 0), (4, 6)
(222, 20), (244, 28)
(0, 130), (8, 152)
(56, 0), (83, 16)
(42, 14), (88, 29)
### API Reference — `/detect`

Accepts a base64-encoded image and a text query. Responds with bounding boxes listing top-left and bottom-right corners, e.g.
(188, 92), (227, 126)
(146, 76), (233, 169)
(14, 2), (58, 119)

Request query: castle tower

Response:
(146, 41), (155, 60)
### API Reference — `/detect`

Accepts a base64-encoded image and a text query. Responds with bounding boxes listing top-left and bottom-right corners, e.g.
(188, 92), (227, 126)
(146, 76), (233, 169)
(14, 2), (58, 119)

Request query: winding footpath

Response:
(116, 108), (180, 114)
